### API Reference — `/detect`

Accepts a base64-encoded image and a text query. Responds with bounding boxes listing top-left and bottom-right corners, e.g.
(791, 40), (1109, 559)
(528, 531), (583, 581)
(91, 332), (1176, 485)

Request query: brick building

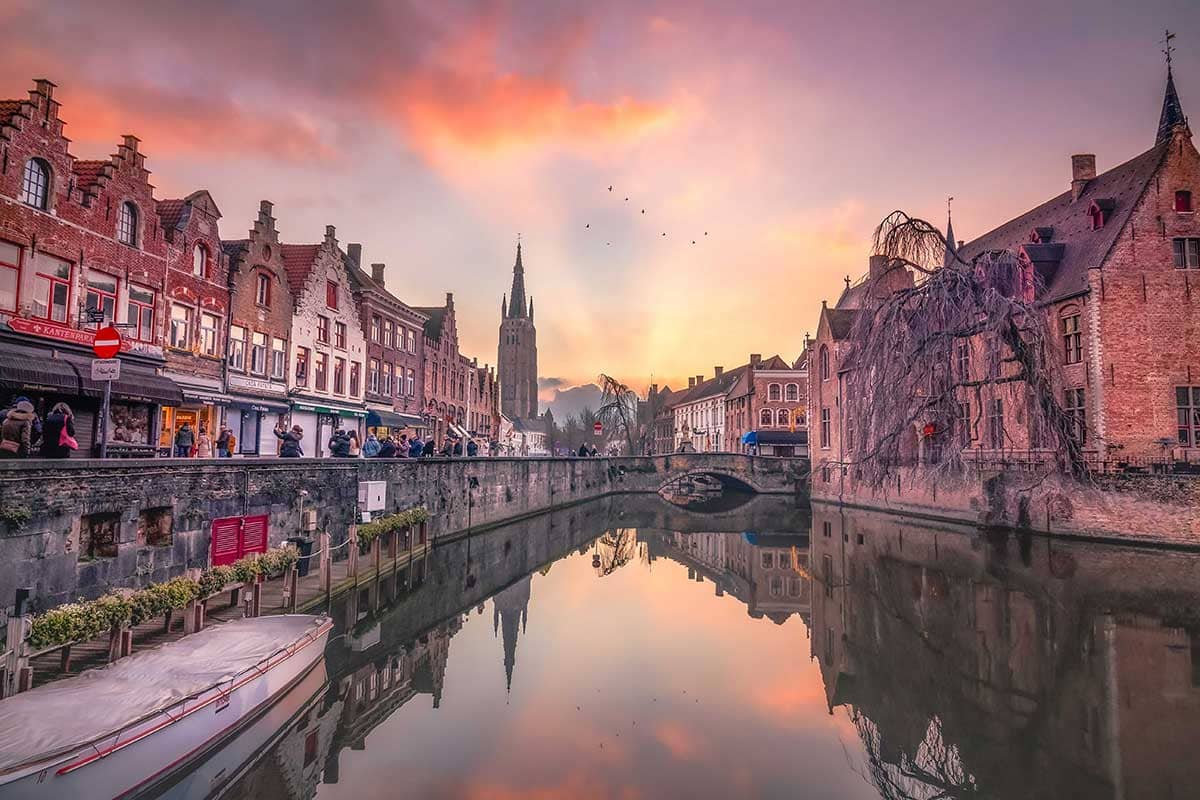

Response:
(812, 66), (1200, 495)
(0, 79), (183, 456)
(725, 353), (809, 456)
(415, 293), (467, 444)
(498, 241), (538, 420)
(281, 226), (368, 457)
(222, 201), (295, 455)
(671, 367), (746, 452)
(157, 190), (228, 448)
(344, 244), (428, 439)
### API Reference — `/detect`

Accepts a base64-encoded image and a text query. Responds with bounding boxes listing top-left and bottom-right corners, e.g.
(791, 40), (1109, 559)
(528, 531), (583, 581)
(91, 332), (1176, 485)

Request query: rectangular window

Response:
(350, 362), (360, 397)
(958, 401), (971, 447)
(317, 315), (330, 344)
(1176, 191), (1193, 213)
(1173, 238), (1200, 269)
(228, 325), (246, 371)
(127, 284), (155, 342)
(255, 272), (271, 306)
(333, 357), (346, 394)
(85, 272), (118, 323)
(1061, 313), (1082, 364)
(988, 398), (1005, 449)
(250, 331), (268, 375)
(1180, 387), (1200, 447)
(955, 340), (970, 380)
(0, 240), (21, 312)
(382, 362), (393, 396)
(296, 347), (310, 386)
(1066, 387), (1087, 445)
(406, 368), (415, 396)
(406, 329), (415, 353)
(334, 321), (347, 349)
(845, 418), (854, 452)
(200, 312), (220, 356)
(271, 337), (286, 379)
(170, 304), (193, 349)
(820, 407), (830, 449)
(383, 320), (394, 349)
(326, 280), (338, 309)
(31, 253), (71, 322)
(315, 353), (328, 391)
(370, 315), (382, 343)
(369, 358), (380, 394)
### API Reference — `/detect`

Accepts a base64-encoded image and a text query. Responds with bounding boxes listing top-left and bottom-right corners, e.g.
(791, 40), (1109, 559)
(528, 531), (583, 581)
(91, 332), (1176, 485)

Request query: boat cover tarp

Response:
(0, 615), (325, 773)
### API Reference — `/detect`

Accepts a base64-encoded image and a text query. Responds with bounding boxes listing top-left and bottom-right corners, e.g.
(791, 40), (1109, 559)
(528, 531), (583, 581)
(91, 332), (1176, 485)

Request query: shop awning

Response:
(740, 431), (757, 445)
(291, 400), (367, 418)
(0, 350), (81, 395)
(76, 361), (184, 406)
(226, 395), (290, 413)
(366, 409), (426, 428)
(754, 430), (808, 445)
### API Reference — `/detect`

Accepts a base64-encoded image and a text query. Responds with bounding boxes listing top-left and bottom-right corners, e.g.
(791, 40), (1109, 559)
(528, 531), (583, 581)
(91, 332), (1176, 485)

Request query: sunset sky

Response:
(3, 0), (1197, 396)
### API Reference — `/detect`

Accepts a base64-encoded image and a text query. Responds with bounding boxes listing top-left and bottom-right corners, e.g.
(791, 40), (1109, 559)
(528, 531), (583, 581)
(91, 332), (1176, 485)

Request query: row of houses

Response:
(810, 65), (1200, 491)
(0, 78), (500, 457)
(648, 353), (810, 456)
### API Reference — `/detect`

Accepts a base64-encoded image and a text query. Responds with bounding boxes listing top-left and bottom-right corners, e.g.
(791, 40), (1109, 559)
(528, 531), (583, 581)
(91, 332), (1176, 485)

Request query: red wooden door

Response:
(211, 517), (242, 566)
(210, 515), (270, 565)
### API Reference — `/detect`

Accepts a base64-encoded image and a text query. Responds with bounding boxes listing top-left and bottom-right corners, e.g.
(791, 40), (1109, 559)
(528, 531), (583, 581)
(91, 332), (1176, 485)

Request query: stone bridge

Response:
(0, 453), (808, 615)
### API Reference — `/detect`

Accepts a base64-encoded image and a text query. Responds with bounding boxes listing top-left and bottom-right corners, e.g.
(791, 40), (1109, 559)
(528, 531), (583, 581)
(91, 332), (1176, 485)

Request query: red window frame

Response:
(334, 321), (347, 349)
(0, 240), (23, 313)
(127, 284), (155, 342)
(33, 255), (73, 323)
(1176, 191), (1194, 213)
(317, 315), (330, 344)
(85, 271), (119, 324)
(326, 280), (338, 309)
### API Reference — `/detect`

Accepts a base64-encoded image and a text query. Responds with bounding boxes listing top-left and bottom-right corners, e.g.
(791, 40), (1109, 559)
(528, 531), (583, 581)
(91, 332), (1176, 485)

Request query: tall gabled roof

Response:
(824, 307), (859, 341)
(507, 241), (528, 319)
(957, 140), (1169, 302)
(1157, 66), (1188, 145)
(71, 160), (107, 192)
(414, 306), (447, 340)
(155, 199), (187, 235)
(279, 244), (321, 294)
(675, 364), (749, 406)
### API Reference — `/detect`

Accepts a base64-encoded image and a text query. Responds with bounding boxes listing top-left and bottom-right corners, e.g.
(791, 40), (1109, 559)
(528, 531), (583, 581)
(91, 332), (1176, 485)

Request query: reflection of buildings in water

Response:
(810, 505), (1200, 800)
(648, 530), (810, 624)
(592, 528), (644, 577)
(494, 575), (532, 693)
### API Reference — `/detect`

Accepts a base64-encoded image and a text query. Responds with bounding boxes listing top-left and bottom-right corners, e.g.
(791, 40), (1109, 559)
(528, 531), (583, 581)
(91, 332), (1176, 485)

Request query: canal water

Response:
(156, 493), (1200, 800)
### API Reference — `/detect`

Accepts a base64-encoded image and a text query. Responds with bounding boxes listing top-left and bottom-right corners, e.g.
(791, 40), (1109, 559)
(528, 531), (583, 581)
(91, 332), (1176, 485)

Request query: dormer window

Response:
(21, 159), (50, 210)
(192, 243), (208, 278)
(1029, 226), (1054, 244)
(1176, 190), (1193, 213)
(1087, 199), (1114, 231)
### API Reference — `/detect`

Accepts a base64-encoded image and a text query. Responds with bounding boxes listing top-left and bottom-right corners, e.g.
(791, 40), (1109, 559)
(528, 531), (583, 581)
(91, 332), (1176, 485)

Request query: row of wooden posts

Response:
(1, 523), (429, 697)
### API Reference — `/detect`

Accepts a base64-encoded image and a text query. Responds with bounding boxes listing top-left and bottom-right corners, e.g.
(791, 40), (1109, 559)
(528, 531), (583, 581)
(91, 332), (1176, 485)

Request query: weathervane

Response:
(1163, 29), (1176, 70)
(947, 195), (954, 215)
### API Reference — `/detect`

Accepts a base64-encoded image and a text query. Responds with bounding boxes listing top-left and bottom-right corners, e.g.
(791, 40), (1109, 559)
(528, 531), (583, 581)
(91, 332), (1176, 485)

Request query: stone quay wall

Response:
(0, 453), (807, 619)
(813, 465), (1200, 549)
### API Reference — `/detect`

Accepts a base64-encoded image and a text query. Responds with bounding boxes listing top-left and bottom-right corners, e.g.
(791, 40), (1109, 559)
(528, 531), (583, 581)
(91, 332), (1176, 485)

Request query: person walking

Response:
(274, 423), (304, 457)
(40, 402), (77, 459)
(363, 432), (381, 457)
(174, 422), (195, 458)
(589, 444), (599, 458)
(422, 438), (436, 458)
(378, 436), (397, 458)
(0, 399), (37, 458)
(195, 426), (214, 458)
(347, 430), (362, 457)
(577, 442), (589, 458)
(328, 428), (352, 458)
(466, 438), (478, 457)
(410, 436), (424, 458)
(216, 426), (231, 458)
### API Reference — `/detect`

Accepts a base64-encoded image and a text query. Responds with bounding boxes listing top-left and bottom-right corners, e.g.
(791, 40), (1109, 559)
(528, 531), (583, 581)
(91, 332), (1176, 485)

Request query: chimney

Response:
(347, 243), (362, 266)
(1071, 154), (1096, 202)
(750, 354), (762, 367)
(370, 262), (385, 285)
(446, 291), (454, 309)
(33, 78), (55, 99)
(688, 377), (696, 388)
(121, 134), (140, 153)
(868, 254), (888, 279)
(696, 374), (704, 385)
(324, 225), (337, 245)
(714, 366), (724, 378)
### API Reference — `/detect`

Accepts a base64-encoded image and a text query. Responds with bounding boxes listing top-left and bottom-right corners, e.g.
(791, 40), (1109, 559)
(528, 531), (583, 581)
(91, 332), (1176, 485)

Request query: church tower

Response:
(499, 241), (539, 419)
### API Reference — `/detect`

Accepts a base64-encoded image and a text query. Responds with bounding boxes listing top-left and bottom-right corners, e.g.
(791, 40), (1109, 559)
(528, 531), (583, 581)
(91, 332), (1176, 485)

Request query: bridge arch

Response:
(656, 468), (761, 495)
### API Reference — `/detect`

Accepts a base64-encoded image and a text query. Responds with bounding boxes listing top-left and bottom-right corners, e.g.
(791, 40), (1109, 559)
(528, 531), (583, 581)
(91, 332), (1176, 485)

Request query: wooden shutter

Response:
(211, 517), (242, 566)
(241, 514), (269, 556)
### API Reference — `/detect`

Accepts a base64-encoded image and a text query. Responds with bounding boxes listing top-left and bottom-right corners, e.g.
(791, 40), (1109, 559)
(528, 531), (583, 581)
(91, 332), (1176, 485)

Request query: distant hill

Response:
(543, 383), (603, 421)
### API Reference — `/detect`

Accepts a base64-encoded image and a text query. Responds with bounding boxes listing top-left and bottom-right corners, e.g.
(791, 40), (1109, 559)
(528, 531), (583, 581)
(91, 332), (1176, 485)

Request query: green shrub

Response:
(357, 507), (429, 548)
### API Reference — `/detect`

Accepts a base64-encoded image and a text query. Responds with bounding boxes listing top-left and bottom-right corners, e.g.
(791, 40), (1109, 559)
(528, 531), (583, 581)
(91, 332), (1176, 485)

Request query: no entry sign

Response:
(593, 422), (603, 435)
(93, 326), (121, 359)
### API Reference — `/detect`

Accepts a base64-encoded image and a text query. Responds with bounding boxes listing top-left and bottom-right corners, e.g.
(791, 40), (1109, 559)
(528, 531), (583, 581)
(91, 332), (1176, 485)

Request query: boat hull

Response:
(0, 619), (331, 800)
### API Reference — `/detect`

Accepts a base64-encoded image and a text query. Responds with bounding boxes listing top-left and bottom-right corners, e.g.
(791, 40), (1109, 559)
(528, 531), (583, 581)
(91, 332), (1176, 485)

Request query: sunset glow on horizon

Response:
(4, 0), (1196, 396)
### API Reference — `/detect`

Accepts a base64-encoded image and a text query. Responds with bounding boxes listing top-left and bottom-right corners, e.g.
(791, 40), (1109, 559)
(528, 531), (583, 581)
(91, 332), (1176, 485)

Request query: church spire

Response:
(508, 239), (527, 319)
(1157, 29), (1189, 146)
(943, 197), (958, 269)
(502, 293), (508, 318)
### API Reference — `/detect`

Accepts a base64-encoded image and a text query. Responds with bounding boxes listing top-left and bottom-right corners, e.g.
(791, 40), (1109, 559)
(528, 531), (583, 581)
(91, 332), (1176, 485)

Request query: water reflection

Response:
(149, 494), (1200, 799)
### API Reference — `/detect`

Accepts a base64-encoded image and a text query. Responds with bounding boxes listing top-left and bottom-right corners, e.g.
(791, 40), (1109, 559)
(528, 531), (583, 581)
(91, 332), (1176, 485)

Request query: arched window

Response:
(759, 408), (772, 427)
(768, 383), (781, 401)
(21, 158), (50, 209)
(819, 346), (830, 381)
(117, 202), (138, 246)
(785, 383), (799, 402)
(777, 408), (790, 427)
(192, 243), (208, 278)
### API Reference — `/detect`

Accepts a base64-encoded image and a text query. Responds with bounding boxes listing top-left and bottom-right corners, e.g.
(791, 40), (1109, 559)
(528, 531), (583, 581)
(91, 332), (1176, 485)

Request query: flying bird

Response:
(624, 197), (629, 201)
(692, 240), (696, 244)
(608, 185), (613, 191)
(704, 231), (708, 236)
(662, 232), (666, 237)
(585, 223), (590, 228)
(641, 209), (645, 214)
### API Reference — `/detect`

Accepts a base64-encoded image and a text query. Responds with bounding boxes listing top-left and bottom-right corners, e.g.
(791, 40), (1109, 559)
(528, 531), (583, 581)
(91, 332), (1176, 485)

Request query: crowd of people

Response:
(0, 396), (78, 459)
(271, 421), (487, 459)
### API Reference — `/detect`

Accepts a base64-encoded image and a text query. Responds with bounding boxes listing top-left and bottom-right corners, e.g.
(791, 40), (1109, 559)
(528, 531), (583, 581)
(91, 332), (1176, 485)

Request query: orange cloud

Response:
(654, 721), (706, 760)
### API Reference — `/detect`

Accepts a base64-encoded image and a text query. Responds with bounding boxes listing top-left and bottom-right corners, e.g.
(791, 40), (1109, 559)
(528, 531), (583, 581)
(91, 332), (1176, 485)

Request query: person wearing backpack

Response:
(40, 402), (77, 458)
(0, 399), (37, 458)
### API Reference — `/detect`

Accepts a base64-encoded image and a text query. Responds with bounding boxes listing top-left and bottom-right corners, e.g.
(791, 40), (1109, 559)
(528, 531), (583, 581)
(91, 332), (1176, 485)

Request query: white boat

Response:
(0, 614), (332, 800)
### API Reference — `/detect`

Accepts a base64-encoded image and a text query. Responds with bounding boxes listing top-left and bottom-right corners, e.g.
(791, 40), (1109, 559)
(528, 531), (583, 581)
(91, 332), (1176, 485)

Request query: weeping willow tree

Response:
(597, 373), (642, 455)
(851, 711), (979, 800)
(842, 212), (1087, 489)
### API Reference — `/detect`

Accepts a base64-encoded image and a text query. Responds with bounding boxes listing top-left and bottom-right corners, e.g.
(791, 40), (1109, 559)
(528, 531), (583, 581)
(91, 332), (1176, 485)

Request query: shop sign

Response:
(8, 317), (131, 351)
(292, 402), (367, 418)
(227, 374), (287, 395)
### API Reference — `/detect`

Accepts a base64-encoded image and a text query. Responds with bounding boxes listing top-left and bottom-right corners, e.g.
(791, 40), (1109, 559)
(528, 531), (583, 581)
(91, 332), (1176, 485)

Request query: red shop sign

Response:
(8, 317), (130, 351)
